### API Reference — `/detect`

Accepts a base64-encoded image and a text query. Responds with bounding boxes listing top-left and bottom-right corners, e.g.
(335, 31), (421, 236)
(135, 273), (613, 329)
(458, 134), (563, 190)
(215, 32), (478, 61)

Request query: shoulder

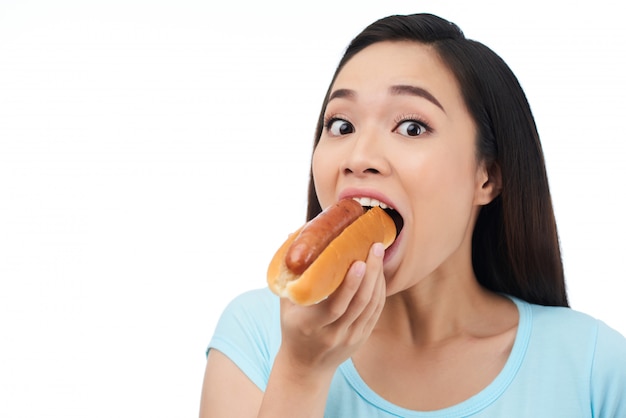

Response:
(593, 318), (626, 359)
(209, 287), (280, 353)
(207, 287), (281, 391)
(213, 287), (280, 337)
(510, 298), (626, 415)
(523, 301), (626, 380)
(224, 287), (279, 313)
(527, 300), (598, 327)
(520, 299), (613, 343)
(511, 297), (626, 372)
(525, 301), (626, 363)
(529, 302), (626, 345)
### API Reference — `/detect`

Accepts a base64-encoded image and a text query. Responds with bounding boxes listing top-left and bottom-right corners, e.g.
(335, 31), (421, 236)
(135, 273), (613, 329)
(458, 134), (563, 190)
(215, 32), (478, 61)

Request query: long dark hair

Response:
(306, 13), (568, 307)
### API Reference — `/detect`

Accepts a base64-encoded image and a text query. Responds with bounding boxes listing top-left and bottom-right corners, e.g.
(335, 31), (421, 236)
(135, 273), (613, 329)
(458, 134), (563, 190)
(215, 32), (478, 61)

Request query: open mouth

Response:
(383, 207), (404, 237)
(352, 197), (404, 237)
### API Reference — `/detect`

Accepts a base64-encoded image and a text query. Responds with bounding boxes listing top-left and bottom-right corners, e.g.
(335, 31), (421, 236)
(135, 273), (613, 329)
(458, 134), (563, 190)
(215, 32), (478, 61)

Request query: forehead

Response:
(332, 41), (462, 106)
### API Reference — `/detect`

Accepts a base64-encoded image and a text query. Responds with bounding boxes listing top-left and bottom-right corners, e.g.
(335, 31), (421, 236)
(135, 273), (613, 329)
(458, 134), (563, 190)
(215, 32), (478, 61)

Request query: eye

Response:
(327, 118), (354, 136)
(395, 120), (427, 137)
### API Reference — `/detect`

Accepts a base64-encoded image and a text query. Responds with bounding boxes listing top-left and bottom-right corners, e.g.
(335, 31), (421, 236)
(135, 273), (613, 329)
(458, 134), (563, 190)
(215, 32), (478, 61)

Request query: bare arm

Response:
(199, 347), (333, 418)
(199, 349), (263, 417)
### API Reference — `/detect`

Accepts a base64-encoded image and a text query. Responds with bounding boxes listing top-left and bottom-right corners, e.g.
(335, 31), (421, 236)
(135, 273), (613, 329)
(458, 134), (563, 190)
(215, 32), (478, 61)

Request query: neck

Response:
(378, 270), (511, 347)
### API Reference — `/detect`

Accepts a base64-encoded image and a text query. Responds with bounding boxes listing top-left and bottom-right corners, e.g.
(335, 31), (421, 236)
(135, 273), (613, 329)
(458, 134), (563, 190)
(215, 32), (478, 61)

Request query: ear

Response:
(474, 161), (502, 206)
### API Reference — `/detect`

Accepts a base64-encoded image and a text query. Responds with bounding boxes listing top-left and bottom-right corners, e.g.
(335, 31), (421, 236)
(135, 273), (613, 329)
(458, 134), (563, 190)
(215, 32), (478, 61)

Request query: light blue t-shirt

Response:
(208, 288), (626, 417)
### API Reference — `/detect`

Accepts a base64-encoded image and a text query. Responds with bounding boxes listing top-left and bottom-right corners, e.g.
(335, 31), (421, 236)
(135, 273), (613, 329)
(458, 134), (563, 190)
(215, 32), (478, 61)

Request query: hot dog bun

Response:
(267, 205), (396, 305)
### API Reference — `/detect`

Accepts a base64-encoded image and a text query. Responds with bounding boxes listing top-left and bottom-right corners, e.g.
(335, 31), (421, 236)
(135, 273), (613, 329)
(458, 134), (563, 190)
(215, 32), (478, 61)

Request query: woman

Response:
(200, 13), (626, 417)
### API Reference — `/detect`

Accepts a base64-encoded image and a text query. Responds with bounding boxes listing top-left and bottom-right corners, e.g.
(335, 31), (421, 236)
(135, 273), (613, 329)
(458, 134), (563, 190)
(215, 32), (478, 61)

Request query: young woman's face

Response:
(312, 41), (495, 293)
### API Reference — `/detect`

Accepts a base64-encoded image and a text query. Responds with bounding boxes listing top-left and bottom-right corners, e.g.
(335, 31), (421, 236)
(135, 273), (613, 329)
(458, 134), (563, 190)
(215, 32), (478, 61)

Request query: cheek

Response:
(411, 145), (477, 198)
(404, 148), (478, 238)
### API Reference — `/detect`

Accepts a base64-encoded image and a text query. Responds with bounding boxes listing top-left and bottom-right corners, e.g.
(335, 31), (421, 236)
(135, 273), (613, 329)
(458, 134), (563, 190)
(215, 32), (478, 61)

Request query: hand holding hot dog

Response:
(273, 241), (387, 378)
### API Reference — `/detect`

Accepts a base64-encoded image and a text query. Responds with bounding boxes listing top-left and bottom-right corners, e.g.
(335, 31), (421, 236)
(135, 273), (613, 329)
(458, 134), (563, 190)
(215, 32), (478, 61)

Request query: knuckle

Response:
(327, 303), (348, 320)
(352, 290), (372, 308)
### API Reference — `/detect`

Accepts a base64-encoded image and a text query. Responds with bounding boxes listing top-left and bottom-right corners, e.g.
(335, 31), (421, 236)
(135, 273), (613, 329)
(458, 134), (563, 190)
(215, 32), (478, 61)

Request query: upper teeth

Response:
(352, 197), (391, 210)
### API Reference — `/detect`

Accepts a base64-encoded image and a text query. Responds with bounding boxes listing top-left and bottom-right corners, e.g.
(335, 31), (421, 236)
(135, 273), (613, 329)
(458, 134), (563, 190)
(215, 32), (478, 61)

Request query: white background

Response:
(1, 1), (624, 416)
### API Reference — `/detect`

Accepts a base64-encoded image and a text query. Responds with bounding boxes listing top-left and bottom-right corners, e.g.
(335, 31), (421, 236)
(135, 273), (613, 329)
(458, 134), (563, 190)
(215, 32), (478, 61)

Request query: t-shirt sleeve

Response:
(207, 288), (280, 392)
(590, 320), (626, 417)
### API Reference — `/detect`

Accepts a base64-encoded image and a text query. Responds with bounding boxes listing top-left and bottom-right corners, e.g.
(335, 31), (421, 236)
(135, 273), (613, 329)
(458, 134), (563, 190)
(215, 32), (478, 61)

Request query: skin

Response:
(199, 40), (519, 417)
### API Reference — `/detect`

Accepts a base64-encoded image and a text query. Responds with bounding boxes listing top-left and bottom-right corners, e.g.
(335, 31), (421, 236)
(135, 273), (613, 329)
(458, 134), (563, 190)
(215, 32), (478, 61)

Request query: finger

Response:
(348, 263), (386, 338)
(331, 242), (385, 328)
(318, 258), (367, 324)
(281, 255), (366, 330)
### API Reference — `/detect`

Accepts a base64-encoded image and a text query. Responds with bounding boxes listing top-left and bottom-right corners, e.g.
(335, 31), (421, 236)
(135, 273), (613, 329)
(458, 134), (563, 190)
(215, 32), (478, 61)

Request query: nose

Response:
(341, 131), (391, 178)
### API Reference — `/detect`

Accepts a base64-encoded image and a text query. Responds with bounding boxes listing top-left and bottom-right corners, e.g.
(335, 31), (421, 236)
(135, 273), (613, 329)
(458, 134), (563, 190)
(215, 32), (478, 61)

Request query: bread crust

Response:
(267, 206), (396, 305)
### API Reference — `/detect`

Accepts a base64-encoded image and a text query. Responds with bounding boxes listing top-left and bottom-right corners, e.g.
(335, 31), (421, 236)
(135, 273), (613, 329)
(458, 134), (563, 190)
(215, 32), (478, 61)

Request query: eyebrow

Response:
(328, 88), (356, 102)
(328, 85), (445, 113)
(389, 85), (445, 112)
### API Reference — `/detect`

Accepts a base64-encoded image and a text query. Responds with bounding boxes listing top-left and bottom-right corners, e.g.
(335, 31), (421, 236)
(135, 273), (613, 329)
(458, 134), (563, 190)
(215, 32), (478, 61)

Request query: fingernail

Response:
(373, 243), (385, 258)
(353, 261), (366, 278)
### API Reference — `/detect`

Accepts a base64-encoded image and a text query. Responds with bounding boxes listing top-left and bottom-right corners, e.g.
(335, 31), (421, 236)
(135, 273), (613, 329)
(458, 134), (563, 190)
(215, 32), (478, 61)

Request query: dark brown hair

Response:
(306, 13), (568, 307)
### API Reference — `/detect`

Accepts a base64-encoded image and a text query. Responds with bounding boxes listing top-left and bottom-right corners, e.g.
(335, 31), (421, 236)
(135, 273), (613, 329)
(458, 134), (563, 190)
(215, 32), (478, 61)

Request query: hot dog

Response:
(285, 199), (365, 275)
(267, 198), (397, 305)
